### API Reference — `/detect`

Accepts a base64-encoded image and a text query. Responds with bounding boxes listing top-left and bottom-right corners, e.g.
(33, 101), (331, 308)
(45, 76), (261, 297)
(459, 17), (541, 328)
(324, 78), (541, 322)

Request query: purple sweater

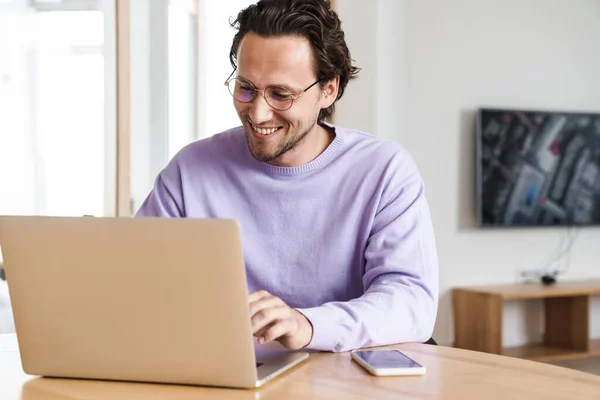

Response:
(136, 124), (439, 352)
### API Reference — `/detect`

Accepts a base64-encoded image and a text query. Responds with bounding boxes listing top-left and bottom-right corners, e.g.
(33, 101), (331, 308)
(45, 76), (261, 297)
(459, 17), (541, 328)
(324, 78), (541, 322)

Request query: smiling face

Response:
(233, 32), (338, 167)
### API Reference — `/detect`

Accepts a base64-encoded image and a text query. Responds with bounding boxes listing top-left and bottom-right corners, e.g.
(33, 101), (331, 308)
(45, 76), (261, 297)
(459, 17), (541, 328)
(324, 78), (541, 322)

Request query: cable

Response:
(538, 227), (580, 284)
(517, 226), (581, 284)
(544, 227), (579, 273)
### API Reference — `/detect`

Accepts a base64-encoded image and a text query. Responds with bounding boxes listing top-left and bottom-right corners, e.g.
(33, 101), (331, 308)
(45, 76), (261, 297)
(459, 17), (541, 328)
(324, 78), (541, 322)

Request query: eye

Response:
(270, 90), (293, 101)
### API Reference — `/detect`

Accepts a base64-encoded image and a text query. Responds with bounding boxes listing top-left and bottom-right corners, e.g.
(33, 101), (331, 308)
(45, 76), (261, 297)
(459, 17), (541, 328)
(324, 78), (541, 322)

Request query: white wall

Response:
(333, 1), (378, 132)
(337, 0), (600, 346)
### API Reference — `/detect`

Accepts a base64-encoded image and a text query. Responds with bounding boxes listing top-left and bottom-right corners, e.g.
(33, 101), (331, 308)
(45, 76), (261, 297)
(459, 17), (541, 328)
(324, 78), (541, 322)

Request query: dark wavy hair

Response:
(229, 0), (360, 121)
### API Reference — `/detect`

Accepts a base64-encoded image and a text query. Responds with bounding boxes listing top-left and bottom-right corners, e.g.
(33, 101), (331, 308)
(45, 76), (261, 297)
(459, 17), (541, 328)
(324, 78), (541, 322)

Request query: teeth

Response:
(252, 125), (279, 135)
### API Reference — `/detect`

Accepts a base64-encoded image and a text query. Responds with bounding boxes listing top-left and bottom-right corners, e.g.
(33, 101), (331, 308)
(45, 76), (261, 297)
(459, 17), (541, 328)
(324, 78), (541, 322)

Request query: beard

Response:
(245, 117), (318, 163)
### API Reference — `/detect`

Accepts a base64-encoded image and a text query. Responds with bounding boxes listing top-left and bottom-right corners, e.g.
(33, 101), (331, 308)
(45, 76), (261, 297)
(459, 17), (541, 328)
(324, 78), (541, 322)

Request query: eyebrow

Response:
(237, 75), (301, 93)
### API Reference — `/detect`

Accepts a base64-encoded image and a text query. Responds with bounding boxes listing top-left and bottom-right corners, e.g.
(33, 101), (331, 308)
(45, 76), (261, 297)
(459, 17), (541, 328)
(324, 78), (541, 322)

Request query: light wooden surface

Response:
(453, 279), (600, 300)
(453, 279), (600, 362)
(2, 334), (600, 399)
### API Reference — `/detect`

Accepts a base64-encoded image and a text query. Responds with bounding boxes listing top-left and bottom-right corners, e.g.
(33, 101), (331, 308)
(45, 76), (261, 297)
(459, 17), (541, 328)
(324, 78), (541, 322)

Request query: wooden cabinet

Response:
(453, 279), (600, 362)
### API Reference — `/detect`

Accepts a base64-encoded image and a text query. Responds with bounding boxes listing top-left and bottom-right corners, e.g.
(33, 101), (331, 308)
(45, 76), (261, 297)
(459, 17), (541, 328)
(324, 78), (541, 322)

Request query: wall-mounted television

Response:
(476, 108), (600, 227)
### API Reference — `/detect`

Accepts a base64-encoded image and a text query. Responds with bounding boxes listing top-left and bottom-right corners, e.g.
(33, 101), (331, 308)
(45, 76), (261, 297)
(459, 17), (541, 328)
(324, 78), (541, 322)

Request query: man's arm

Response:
(136, 167), (184, 218)
(248, 290), (313, 350)
(296, 156), (439, 353)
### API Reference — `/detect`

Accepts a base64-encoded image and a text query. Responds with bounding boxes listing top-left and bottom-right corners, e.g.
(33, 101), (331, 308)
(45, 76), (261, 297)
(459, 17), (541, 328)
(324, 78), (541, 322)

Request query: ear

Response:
(318, 76), (340, 109)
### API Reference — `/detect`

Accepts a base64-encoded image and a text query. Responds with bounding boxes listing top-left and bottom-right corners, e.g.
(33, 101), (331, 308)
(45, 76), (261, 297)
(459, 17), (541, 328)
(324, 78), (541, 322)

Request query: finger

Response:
(248, 290), (271, 303)
(254, 321), (275, 340)
(251, 306), (288, 334)
(260, 319), (295, 344)
(249, 295), (284, 318)
(251, 306), (289, 335)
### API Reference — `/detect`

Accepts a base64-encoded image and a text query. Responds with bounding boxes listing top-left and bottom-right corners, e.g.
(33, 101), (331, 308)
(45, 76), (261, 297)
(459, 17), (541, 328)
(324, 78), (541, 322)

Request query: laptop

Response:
(0, 216), (309, 389)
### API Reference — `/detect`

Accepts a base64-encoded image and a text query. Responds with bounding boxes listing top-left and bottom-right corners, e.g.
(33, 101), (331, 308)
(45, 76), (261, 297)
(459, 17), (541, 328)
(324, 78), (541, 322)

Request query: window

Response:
(0, 0), (114, 217)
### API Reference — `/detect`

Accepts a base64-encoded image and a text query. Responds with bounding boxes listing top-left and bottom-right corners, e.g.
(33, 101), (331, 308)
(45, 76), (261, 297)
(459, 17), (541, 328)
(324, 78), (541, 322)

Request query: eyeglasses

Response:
(224, 71), (321, 111)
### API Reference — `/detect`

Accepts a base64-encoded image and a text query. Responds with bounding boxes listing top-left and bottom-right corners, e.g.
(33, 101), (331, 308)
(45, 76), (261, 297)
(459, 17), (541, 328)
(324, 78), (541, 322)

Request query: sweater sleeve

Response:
(296, 155), (439, 352)
(135, 166), (185, 218)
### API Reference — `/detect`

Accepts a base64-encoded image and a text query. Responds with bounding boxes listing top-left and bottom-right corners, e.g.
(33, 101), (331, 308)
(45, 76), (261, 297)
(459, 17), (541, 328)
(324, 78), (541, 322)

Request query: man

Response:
(137, 0), (438, 353)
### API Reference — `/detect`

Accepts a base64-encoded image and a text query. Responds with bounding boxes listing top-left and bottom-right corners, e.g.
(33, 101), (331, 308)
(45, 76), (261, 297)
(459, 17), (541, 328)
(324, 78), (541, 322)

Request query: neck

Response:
(268, 122), (335, 168)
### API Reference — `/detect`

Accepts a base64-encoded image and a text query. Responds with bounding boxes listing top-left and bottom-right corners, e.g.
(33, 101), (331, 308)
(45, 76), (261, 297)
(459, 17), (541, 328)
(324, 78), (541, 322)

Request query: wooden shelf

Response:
(502, 339), (600, 362)
(454, 279), (600, 300)
(453, 280), (600, 361)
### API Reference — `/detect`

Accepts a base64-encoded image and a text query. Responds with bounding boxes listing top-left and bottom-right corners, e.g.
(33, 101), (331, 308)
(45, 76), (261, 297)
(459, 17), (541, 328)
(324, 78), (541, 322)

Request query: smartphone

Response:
(350, 350), (426, 376)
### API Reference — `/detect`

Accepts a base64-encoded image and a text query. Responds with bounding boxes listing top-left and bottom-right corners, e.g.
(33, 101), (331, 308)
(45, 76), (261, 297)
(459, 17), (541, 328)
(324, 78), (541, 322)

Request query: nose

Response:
(248, 92), (273, 124)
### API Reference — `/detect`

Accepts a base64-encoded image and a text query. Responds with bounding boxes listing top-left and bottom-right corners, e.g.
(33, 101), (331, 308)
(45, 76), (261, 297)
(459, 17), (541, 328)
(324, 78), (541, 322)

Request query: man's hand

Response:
(248, 290), (313, 350)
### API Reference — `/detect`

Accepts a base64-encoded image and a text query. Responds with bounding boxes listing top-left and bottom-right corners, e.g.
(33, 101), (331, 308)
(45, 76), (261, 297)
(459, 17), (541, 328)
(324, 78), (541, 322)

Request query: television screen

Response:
(476, 108), (600, 227)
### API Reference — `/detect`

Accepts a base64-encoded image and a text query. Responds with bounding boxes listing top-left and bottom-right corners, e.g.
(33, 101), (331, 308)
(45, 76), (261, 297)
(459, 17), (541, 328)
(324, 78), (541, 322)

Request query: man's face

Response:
(233, 33), (332, 166)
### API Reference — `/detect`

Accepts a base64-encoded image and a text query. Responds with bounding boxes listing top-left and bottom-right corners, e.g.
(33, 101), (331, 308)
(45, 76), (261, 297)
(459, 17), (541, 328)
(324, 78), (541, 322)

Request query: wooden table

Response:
(453, 279), (600, 362)
(2, 334), (600, 399)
